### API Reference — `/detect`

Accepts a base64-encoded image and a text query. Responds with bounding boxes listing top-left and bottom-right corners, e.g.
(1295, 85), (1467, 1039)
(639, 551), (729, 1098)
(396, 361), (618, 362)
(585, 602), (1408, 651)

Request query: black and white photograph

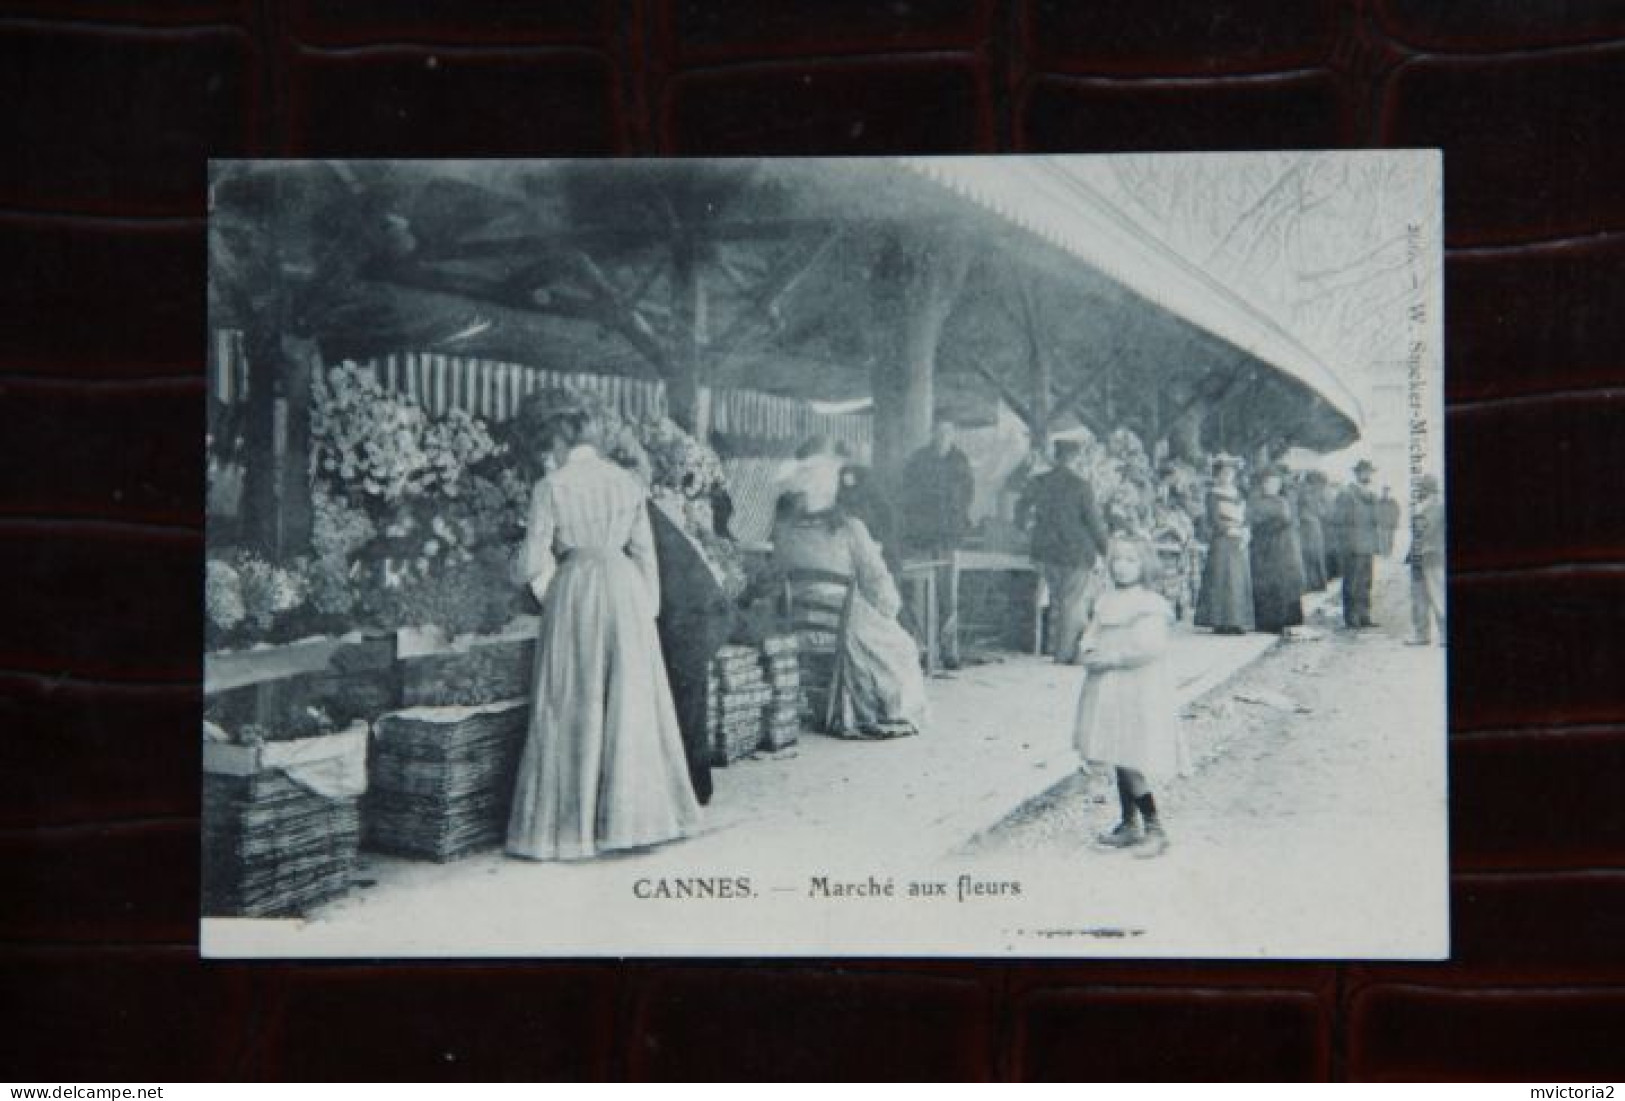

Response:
(200, 153), (1445, 958)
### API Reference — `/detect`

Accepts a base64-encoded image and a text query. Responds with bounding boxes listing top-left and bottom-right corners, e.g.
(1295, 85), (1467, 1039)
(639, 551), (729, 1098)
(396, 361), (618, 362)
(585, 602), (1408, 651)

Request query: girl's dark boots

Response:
(1096, 778), (1144, 848)
(1133, 793), (1170, 858)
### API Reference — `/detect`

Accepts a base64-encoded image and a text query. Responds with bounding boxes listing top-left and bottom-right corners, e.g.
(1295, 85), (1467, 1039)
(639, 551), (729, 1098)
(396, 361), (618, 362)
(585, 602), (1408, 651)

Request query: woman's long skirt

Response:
(1194, 534), (1255, 632)
(507, 551), (702, 860)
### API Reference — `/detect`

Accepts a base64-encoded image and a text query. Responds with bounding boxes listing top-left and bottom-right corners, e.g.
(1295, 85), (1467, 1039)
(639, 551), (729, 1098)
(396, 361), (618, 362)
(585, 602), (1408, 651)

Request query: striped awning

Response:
(360, 353), (872, 450)
(366, 352), (669, 423)
(710, 387), (871, 453)
(209, 336), (872, 451)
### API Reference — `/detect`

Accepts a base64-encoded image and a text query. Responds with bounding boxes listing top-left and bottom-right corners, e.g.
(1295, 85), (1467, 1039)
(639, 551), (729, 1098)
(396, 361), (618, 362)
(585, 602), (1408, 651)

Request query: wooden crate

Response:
(202, 724), (367, 918)
(363, 700), (529, 862)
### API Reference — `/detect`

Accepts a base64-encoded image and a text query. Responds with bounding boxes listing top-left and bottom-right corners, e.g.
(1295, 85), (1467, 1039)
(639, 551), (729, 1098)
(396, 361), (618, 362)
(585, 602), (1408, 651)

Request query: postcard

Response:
(201, 153), (1446, 958)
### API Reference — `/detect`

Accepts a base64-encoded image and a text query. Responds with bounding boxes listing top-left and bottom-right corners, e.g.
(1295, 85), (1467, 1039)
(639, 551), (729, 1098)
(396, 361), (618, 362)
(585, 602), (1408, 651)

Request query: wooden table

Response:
(897, 558), (945, 674)
(898, 550), (1044, 667)
(950, 549), (1045, 657)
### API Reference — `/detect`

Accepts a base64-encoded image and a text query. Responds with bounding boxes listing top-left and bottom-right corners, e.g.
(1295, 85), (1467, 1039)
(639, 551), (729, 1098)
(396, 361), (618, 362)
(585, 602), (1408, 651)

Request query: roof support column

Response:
(666, 231), (706, 435)
(870, 228), (971, 484)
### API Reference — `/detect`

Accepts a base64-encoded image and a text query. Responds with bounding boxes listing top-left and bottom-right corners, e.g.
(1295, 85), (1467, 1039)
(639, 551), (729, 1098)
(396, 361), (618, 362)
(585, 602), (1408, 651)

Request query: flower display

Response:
(362, 548), (521, 641)
(311, 488), (376, 562)
(458, 467), (532, 546)
(302, 552), (360, 618)
(312, 361), (503, 505)
(219, 367), (758, 650)
(640, 417), (725, 499)
(205, 559), (246, 634)
(235, 554), (308, 632)
(312, 362), (432, 502)
(422, 407), (503, 498)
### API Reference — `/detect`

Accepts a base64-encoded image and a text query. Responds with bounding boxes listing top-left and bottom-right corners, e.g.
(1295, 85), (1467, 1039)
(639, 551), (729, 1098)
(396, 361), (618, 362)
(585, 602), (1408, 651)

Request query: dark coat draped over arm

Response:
(648, 503), (736, 805)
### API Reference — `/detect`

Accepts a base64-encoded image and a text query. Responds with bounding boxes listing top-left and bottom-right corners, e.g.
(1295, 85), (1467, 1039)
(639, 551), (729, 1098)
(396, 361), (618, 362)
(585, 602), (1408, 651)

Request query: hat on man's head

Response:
(1211, 453), (1243, 471)
(1353, 459), (1376, 475)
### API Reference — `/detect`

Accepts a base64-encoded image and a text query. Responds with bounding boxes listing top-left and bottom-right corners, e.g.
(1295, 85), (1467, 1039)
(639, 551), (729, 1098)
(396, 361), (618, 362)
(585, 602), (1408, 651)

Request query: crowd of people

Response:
(499, 401), (1444, 865)
(1189, 454), (1427, 637)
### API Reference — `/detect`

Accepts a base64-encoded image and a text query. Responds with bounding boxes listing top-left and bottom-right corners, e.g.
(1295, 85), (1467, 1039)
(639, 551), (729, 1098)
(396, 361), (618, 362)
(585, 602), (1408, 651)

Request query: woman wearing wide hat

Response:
(1248, 463), (1307, 633)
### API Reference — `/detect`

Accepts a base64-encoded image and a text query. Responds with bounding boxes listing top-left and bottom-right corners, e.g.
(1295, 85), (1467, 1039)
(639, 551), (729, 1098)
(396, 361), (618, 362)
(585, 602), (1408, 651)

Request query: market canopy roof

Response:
(897, 157), (1364, 448)
(212, 159), (1365, 454)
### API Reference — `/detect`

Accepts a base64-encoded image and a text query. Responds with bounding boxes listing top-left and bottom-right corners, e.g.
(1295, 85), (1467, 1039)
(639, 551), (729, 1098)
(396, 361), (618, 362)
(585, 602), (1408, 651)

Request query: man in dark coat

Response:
(648, 502), (736, 805)
(1334, 459), (1384, 630)
(1016, 439), (1110, 661)
(899, 421), (976, 668)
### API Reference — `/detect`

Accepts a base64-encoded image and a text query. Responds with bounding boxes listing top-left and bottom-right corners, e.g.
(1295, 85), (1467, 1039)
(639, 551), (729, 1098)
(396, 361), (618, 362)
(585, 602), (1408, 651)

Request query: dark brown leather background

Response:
(3, 0), (1624, 1082)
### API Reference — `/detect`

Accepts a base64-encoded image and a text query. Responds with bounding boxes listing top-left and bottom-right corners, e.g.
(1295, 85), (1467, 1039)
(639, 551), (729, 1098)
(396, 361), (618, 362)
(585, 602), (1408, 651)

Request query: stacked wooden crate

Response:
(760, 634), (802, 750)
(364, 700), (528, 861)
(706, 645), (770, 764)
(202, 724), (367, 918)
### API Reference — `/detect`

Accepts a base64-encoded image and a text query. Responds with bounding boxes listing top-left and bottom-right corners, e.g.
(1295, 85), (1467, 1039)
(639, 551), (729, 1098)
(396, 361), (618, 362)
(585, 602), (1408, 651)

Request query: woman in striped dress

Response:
(507, 409), (702, 861)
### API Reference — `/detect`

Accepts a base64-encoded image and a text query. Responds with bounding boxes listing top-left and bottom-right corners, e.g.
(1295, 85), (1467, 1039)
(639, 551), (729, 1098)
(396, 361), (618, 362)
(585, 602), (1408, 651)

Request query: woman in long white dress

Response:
(507, 410), (701, 860)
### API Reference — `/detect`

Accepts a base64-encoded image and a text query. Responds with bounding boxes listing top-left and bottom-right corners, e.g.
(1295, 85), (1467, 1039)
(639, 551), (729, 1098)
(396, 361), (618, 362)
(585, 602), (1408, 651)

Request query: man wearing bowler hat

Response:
(1334, 459), (1384, 629)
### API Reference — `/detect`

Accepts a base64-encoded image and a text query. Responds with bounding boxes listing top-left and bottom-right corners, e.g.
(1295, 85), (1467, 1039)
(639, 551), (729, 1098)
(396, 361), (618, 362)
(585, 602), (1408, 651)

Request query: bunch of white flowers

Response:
(312, 362), (504, 504)
(312, 362), (432, 502)
(205, 559), (246, 633)
(311, 488), (376, 561)
(422, 407), (504, 498)
(235, 554), (308, 631)
(639, 417), (725, 498)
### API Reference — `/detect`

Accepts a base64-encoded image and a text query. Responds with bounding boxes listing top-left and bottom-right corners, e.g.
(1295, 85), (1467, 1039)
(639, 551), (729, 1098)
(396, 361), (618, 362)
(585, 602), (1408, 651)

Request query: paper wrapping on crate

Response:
(271, 725), (368, 798)
(203, 723), (369, 798)
(384, 699), (529, 724)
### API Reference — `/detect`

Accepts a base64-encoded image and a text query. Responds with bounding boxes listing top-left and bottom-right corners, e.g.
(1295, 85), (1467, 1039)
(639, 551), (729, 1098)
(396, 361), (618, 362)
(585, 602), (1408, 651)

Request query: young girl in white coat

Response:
(1073, 536), (1191, 857)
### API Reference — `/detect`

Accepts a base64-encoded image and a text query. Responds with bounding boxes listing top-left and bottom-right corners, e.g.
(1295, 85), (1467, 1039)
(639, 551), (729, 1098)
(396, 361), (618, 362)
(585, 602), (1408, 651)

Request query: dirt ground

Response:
(963, 563), (1450, 956)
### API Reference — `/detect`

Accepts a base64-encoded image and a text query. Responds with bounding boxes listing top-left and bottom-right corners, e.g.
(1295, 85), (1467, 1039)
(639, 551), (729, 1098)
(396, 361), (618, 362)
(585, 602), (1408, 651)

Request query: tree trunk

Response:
(276, 335), (318, 561)
(239, 327), (280, 556)
(241, 329), (316, 561)
(666, 233), (704, 434)
(870, 230), (971, 484)
(1017, 274), (1051, 454)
